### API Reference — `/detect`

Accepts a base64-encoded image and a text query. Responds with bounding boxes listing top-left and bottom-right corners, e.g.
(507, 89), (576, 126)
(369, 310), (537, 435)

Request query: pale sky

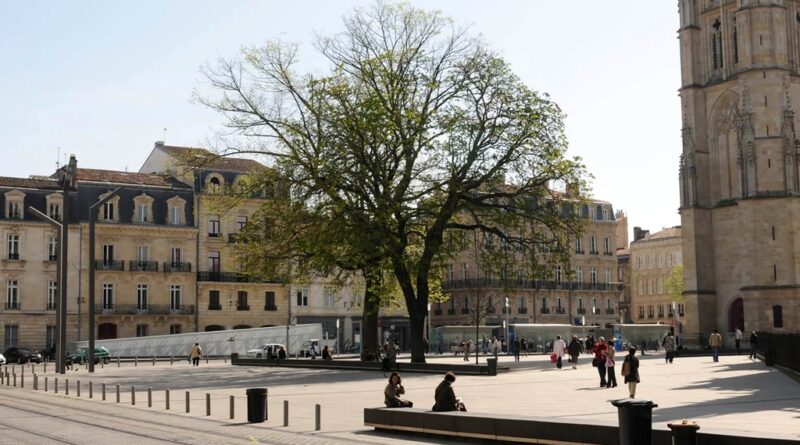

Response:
(0, 1), (681, 241)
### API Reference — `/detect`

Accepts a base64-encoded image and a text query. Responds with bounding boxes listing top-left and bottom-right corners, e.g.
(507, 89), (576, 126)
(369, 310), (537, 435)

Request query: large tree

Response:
(199, 2), (587, 362)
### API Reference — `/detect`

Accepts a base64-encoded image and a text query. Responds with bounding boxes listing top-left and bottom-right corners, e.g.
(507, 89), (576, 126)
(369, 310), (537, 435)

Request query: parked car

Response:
(3, 347), (43, 364)
(67, 347), (111, 365)
(246, 343), (285, 359)
(0, 352), (5, 366)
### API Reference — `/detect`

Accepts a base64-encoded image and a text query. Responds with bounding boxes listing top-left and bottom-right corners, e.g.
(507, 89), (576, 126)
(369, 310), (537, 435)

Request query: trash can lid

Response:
(246, 388), (268, 395)
(610, 398), (658, 408)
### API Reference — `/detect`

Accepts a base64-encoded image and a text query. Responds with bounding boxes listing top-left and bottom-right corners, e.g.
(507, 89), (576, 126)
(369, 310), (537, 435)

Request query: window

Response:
(47, 235), (58, 261)
(590, 236), (597, 253)
(170, 285), (182, 310)
(575, 237), (583, 253)
(103, 201), (115, 221)
(556, 297), (562, 310)
(668, 304), (674, 317)
(209, 216), (221, 237)
(462, 296), (470, 313)
(519, 296), (527, 309)
(49, 203), (61, 220)
(657, 304), (664, 318)
(136, 324), (149, 337)
(648, 305), (655, 318)
(209, 176), (221, 192)
(637, 256), (642, 269)
(323, 289), (335, 307)
(236, 215), (248, 231)
(576, 267), (583, 286)
(296, 288), (308, 306)
(5, 280), (19, 309)
(711, 17), (723, 70)
(136, 245), (149, 262)
(590, 267), (597, 286)
(648, 280), (653, 295)
(209, 290), (221, 310)
(137, 203), (148, 223)
(170, 324), (182, 335)
(46, 325), (56, 350)
(6, 234), (19, 260)
(208, 251), (220, 273)
(3, 325), (18, 349)
(102, 244), (114, 264)
(657, 278), (663, 294)
(638, 306), (645, 319)
(137, 284), (149, 310)
(47, 281), (57, 310)
(773, 305), (783, 328)
(604, 237), (610, 254)
(102, 283), (114, 309)
(638, 280), (643, 295)
(462, 263), (468, 280)
(604, 268), (611, 284)
(646, 255), (650, 269)
(7, 200), (22, 219)
(555, 265), (562, 284)
(171, 247), (182, 265)
(171, 206), (181, 225)
(678, 304), (685, 316)
(602, 208), (609, 220)
(237, 291), (249, 310)
(606, 298), (612, 311)
(446, 264), (454, 282)
(540, 297), (547, 311)
(578, 297), (584, 310)
(265, 291), (276, 310)
(733, 20), (739, 65)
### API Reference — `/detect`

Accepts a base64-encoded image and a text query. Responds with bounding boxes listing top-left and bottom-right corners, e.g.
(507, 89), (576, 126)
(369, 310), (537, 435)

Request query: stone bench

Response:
(364, 408), (800, 445)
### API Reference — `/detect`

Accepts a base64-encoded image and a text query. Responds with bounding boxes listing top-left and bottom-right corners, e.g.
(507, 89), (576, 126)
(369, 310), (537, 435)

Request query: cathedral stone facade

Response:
(678, 0), (800, 345)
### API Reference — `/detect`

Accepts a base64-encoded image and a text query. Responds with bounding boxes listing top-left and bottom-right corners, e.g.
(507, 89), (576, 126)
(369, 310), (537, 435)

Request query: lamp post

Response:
(336, 318), (340, 354)
(87, 187), (121, 372)
(504, 297), (510, 354)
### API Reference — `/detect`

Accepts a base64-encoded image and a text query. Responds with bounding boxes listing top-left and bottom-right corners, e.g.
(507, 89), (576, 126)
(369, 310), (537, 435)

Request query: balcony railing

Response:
(575, 250), (584, 254)
(208, 304), (222, 311)
(648, 314), (655, 319)
(6, 253), (19, 260)
(47, 303), (57, 310)
(264, 305), (277, 311)
(197, 272), (278, 283)
(164, 262), (192, 273)
(447, 309), (456, 315)
(555, 307), (566, 314)
(486, 306), (496, 314)
(540, 308), (550, 314)
(95, 260), (124, 271)
(8, 211), (21, 219)
(442, 279), (623, 292)
(589, 250), (599, 255)
(129, 261), (159, 272)
(94, 304), (195, 315)
(4, 302), (20, 310)
(638, 314), (645, 319)
(604, 251), (613, 256)
(237, 304), (250, 311)
(48, 254), (58, 262)
(461, 308), (470, 314)
(518, 307), (528, 314)
(208, 232), (221, 238)
(577, 308), (586, 314)
(606, 309), (616, 315)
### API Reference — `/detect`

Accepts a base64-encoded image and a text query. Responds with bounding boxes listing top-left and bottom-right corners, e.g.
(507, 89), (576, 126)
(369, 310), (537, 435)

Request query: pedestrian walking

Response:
(521, 337), (528, 358)
(567, 335), (581, 369)
(481, 335), (488, 354)
(513, 338), (520, 362)
(605, 342), (617, 388)
(663, 331), (675, 364)
(708, 329), (723, 362)
(463, 340), (471, 362)
(593, 337), (609, 387)
(734, 327), (742, 355)
(621, 347), (640, 398)
(491, 336), (500, 359)
(190, 343), (202, 367)
(748, 331), (758, 359)
(553, 335), (567, 369)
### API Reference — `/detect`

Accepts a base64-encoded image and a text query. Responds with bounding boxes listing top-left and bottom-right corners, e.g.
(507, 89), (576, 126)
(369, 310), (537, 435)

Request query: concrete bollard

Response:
(102, 383), (106, 401)
(315, 404), (321, 431)
(669, 420), (700, 445)
(116, 384), (120, 403)
(89, 381), (93, 399)
(283, 400), (289, 427)
(185, 391), (190, 413)
(206, 393), (211, 416)
(166, 389), (170, 410)
(230, 395), (234, 420)
(148, 387), (152, 408)
(131, 386), (135, 405)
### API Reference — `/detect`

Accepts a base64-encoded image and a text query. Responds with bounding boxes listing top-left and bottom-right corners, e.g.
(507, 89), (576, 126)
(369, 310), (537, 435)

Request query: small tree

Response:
(665, 264), (684, 303)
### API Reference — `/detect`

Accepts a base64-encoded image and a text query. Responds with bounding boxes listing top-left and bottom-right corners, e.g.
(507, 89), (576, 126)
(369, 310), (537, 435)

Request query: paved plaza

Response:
(0, 352), (798, 444)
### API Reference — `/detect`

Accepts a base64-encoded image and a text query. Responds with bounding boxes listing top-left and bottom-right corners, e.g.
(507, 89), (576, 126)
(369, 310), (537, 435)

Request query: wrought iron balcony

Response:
(94, 304), (195, 315)
(518, 307), (528, 314)
(447, 309), (456, 315)
(164, 262), (192, 273)
(48, 254), (58, 262)
(95, 260), (124, 271)
(237, 304), (250, 311)
(208, 232), (221, 238)
(577, 308), (586, 314)
(196, 271), (277, 283)
(129, 261), (158, 272)
(6, 253), (19, 260)
(606, 309), (615, 315)
(4, 302), (20, 310)
(442, 278), (623, 292)
(555, 307), (566, 314)
(264, 305), (277, 311)
(47, 302), (57, 310)
(589, 250), (599, 255)
(208, 304), (222, 311)
(540, 307), (550, 314)
(8, 210), (21, 219)
(461, 308), (470, 314)
(486, 306), (496, 314)
(434, 309), (443, 316)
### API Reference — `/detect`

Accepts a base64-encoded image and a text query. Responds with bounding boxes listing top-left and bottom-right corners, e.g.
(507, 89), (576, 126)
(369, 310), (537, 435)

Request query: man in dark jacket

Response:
(748, 331), (758, 359)
(433, 372), (463, 411)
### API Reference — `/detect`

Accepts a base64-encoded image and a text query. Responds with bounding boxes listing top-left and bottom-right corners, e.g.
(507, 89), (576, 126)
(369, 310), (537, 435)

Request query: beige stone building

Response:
(629, 227), (684, 330)
(678, 0), (800, 342)
(434, 197), (622, 330)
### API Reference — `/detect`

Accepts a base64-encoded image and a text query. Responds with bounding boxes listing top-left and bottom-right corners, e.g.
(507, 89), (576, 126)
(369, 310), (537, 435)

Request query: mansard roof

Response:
(159, 144), (264, 173)
(0, 176), (60, 190)
(71, 168), (191, 189)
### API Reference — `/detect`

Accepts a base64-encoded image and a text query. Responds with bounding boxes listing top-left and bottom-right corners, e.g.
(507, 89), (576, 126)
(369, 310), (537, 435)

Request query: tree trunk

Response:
(409, 311), (426, 363)
(360, 267), (381, 361)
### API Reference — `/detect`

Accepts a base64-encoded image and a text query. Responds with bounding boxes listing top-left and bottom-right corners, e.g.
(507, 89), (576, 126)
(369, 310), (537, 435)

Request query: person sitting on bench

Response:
(433, 372), (466, 411)
(384, 372), (413, 408)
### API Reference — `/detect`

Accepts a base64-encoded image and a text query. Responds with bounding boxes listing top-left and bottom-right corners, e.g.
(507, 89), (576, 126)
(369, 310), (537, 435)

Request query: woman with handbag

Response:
(567, 336), (581, 369)
(384, 372), (413, 408)
(593, 337), (608, 387)
(605, 341), (617, 388)
(621, 347), (640, 398)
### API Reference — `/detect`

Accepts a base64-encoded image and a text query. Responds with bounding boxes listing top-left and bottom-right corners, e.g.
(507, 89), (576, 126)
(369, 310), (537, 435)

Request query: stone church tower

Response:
(678, 0), (799, 344)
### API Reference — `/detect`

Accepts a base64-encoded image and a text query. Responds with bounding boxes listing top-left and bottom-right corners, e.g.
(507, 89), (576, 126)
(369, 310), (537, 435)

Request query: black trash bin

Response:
(486, 357), (498, 376)
(246, 388), (268, 423)
(610, 399), (658, 445)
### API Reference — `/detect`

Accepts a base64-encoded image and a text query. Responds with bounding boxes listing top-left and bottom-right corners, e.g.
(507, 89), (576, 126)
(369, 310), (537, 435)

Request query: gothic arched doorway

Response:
(98, 323), (117, 340)
(728, 297), (744, 333)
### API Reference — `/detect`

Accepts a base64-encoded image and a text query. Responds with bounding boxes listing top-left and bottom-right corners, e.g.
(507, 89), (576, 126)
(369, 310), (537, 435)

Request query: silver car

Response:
(246, 344), (285, 359)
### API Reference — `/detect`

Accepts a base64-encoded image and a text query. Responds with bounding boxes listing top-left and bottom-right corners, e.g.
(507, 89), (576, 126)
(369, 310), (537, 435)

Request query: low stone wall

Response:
(231, 355), (507, 375)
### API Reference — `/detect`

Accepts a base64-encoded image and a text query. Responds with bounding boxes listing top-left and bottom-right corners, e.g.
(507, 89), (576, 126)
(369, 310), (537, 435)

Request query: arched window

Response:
(732, 17), (738, 65)
(712, 18), (723, 70)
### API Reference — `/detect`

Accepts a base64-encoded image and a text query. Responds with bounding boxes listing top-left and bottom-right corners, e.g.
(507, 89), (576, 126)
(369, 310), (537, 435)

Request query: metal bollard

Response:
(131, 386), (135, 405)
(224, 355), (227, 364)
(315, 404), (321, 431)
(117, 357), (120, 367)
(205, 355), (208, 364)
(152, 356), (155, 366)
(76, 380), (80, 397)
(669, 420), (700, 445)
(102, 383), (106, 400)
(230, 395), (234, 419)
(0, 370), (4, 385)
(45, 377), (49, 392)
(55, 377), (58, 393)
(89, 381), (93, 398)
(206, 393), (211, 416)
(101, 359), (104, 369)
(33, 374), (37, 390)
(283, 400), (289, 427)
(65, 378), (69, 395)
(20, 374), (24, 388)
(185, 391), (190, 413)
(170, 356), (174, 365)
(166, 389), (170, 410)
(13, 373), (16, 387)
(116, 384), (120, 403)
(135, 356), (138, 367)
(148, 387), (152, 407)
(44, 362), (47, 373)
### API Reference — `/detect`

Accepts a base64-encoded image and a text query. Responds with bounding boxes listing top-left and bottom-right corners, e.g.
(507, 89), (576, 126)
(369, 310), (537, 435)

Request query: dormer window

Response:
(132, 193), (154, 224)
(103, 202), (114, 220)
(4, 191), (24, 219)
(8, 202), (21, 219)
(166, 196), (187, 225)
(49, 203), (61, 220)
(206, 174), (225, 194)
(137, 203), (148, 223)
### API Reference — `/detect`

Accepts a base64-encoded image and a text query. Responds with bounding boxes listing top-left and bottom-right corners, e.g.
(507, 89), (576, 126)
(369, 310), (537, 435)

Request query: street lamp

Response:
(504, 297), (510, 354)
(336, 318), (341, 354)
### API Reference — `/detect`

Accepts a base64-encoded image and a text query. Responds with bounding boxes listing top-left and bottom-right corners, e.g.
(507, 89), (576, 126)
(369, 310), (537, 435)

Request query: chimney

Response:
(155, 141), (165, 147)
(633, 226), (649, 242)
